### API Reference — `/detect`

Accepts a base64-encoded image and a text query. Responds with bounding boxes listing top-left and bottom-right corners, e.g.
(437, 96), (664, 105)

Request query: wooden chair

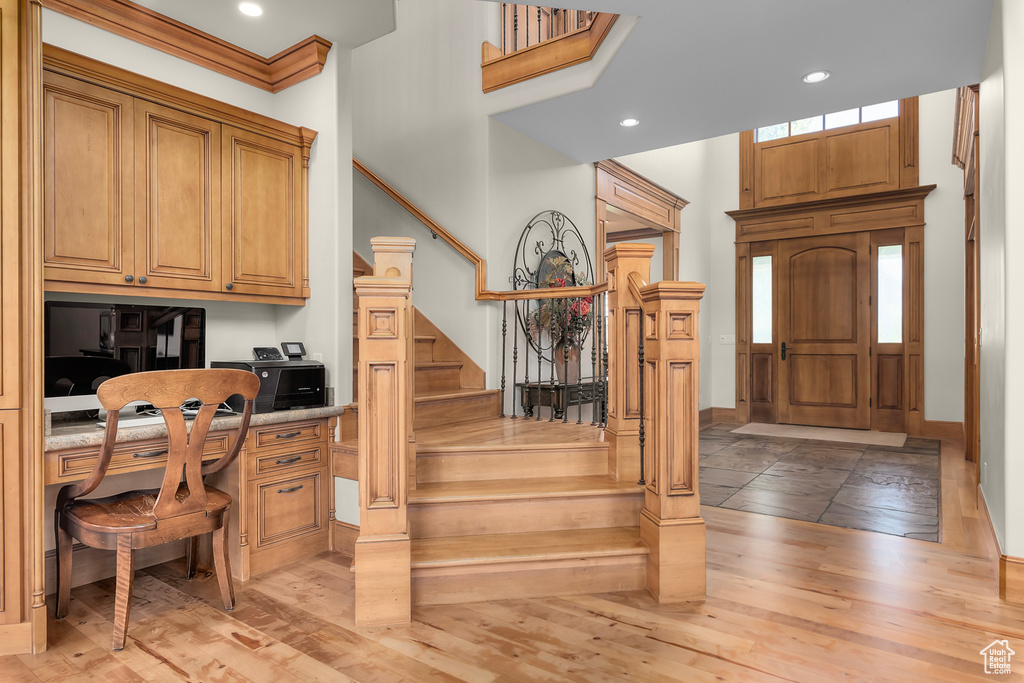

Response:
(54, 368), (260, 650)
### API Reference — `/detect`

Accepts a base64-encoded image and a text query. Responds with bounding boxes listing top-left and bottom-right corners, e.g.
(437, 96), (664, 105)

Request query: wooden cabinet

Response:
(43, 72), (135, 287)
(135, 100), (222, 293)
(209, 417), (334, 581)
(222, 127), (304, 298)
(41, 47), (316, 305)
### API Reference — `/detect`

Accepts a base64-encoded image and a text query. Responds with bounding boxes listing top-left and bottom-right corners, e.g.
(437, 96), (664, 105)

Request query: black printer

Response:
(210, 359), (326, 414)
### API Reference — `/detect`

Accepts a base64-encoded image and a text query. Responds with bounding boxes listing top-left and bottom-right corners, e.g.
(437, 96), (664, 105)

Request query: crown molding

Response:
(40, 0), (332, 93)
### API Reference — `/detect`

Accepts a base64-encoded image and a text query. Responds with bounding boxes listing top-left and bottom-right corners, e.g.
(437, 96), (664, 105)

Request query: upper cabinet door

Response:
(222, 126), (303, 298)
(43, 72), (134, 286)
(135, 100), (221, 292)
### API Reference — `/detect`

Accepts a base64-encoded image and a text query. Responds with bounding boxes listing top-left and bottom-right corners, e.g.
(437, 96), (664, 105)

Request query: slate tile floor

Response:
(699, 423), (941, 541)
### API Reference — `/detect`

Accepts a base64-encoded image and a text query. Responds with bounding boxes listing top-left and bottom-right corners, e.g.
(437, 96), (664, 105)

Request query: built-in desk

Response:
(45, 405), (342, 582)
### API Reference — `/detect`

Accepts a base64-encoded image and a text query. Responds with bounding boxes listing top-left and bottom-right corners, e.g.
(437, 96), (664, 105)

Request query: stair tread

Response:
(416, 361), (464, 369)
(409, 475), (642, 504)
(417, 416), (605, 448)
(414, 387), (496, 401)
(411, 527), (646, 568)
(415, 335), (437, 342)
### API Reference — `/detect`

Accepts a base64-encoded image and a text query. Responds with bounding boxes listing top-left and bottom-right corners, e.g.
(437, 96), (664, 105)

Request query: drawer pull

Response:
(133, 449), (168, 459)
(275, 455), (302, 465)
(277, 485), (304, 494)
(275, 431), (302, 440)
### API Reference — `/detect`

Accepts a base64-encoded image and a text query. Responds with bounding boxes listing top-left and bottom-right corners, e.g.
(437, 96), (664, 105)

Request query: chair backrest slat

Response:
(94, 369), (260, 521)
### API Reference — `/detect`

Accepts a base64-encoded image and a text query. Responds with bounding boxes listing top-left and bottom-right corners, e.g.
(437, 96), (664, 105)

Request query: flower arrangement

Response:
(529, 254), (593, 350)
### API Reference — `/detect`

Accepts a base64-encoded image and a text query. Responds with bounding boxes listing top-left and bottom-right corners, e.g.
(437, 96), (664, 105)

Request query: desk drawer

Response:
(251, 444), (324, 477)
(252, 470), (324, 548)
(249, 420), (323, 453)
(50, 433), (230, 484)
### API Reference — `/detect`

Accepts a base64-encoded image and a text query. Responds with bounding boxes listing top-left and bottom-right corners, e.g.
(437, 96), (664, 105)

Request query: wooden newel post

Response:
(603, 243), (655, 482)
(638, 281), (706, 602)
(354, 236), (416, 626)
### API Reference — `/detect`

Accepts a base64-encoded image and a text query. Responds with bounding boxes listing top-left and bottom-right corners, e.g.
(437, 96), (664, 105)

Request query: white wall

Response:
(978, 0), (1024, 558)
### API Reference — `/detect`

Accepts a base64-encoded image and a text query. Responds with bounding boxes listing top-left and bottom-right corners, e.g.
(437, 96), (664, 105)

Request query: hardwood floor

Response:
(4, 430), (1020, 681)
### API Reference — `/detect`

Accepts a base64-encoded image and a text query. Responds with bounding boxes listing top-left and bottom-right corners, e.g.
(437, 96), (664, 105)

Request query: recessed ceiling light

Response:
(802, 70), (831, 84)
(239, 2), (263, 17)
(619, 118), (640, 127)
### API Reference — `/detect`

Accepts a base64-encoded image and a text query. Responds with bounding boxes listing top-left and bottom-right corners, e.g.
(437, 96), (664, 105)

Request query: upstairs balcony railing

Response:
(481, 6), (617, 93)
(500, 4), (595, 55)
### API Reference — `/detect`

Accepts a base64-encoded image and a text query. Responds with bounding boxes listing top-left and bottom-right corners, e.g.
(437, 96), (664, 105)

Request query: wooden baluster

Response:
(603, 244), (654, 481)
(638, 280), (706, 603)
(354, 236), (415, 626)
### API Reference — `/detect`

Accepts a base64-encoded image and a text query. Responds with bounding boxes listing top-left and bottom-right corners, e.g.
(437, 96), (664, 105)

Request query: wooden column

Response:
(639, 281), (706, 602)
(353, 237), (415, 626)
(603, 243), (654, 482)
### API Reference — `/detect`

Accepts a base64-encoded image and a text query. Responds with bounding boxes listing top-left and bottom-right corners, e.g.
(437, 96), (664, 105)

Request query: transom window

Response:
(756, 100), (899, 143)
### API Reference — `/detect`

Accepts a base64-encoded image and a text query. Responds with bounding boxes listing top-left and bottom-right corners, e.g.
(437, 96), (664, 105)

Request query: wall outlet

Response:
(719, 335), (736, 345)
(312, 352), (323, 362)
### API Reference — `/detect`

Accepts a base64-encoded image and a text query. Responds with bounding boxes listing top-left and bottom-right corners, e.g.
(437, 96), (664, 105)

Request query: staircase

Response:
(346, 251), (647, 605)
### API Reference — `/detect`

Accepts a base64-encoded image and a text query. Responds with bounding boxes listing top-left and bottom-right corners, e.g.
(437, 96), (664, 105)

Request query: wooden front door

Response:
(777, 232), (871, 428)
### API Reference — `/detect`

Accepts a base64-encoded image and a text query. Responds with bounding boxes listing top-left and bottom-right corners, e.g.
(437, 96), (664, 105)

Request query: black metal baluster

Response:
(549, 297), (557, 422)
(591, 292), (599, 426)
(536, 299), (543, 421)
(577, 297), (584, 425)
(514, 5), (520, 50)
(602, 293), (609, 428)
(500, 300), (507, 418)
(637, 329), (646, 486)
(511, 300), (519, 419)
(537, 6), (542, 46)
(563, 299), (570, 424)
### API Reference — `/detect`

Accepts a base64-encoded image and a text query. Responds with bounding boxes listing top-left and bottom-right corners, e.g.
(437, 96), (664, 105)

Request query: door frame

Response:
(594, 159), (688, 282)
(730, 187), (932, 434)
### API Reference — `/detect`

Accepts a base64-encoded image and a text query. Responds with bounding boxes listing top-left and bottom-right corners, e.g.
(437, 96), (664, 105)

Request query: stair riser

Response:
(409, 493), (642, 538)
(412, 555), (646, 605)
(414, 393), (501, 430)
(415, 366), (462, 392)
(415, 339), (435, 364)
(416, 445), (607, 483)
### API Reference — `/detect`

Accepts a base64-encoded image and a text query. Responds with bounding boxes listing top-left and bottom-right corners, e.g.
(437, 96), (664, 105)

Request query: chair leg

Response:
(186, 535), (200, 580)
(55, 514), (73, 620)
(212, 516), (234, 611)
(111, 535), (136, 651)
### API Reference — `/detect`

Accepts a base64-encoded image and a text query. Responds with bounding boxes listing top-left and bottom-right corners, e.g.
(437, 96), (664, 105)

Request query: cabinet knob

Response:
(225, 282), (233, 290)
(124, 274), (134, 283)
(138, 275), (148, 284)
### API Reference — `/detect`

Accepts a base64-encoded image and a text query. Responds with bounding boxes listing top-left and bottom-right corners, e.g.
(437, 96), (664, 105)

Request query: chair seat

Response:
(61, 483), (232, 534)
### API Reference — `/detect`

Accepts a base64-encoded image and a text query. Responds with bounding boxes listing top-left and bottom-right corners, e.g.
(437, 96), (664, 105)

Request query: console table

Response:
(517, 379), (605, 420)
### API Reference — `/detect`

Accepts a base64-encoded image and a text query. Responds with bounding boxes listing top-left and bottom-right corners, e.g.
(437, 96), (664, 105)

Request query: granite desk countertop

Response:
(45, 405), (344, 452)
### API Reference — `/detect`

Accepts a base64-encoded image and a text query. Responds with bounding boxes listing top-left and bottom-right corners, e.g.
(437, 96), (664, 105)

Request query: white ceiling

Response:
(132, 0), (395, 55)
(487, 0), (994, 163)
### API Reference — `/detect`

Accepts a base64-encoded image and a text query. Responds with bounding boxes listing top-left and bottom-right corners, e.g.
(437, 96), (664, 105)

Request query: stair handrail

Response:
(354, 158), (609, 301)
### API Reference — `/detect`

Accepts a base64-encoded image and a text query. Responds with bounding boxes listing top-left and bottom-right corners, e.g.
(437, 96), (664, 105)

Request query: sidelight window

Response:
(752, 255), (772, 344)
(877, 245), (903, 343)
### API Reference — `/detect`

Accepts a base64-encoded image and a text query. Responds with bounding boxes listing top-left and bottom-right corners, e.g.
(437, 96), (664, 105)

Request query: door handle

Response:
(781, 342), (787, 361)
